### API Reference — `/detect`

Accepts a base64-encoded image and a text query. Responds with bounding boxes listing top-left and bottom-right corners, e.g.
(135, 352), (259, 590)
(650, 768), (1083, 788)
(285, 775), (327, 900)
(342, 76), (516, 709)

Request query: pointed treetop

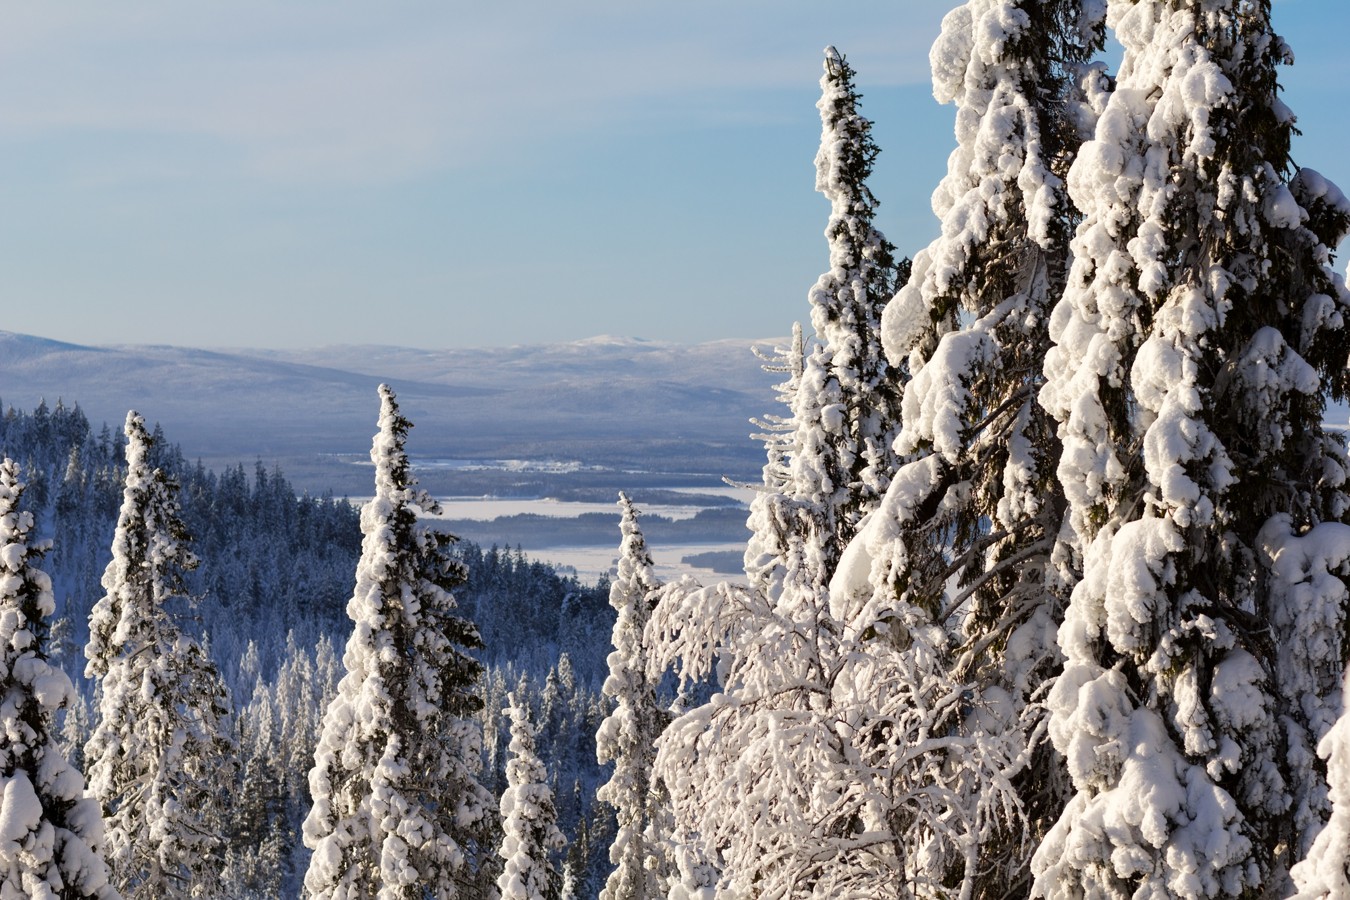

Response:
(615, 492), (655, 583)
(122, 412), (146, 461)
(121, 411), (159, 496)
(372, 383), (413, 498)
(304, 382), (492, 900)
(814, 44), (887, 217)
(85, 413), (232, 898)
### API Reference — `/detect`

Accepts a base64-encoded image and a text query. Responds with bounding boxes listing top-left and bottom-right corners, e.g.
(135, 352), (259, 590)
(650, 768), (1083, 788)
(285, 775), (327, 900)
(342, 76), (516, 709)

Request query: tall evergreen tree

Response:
(83, 413), (235, 900)
(595, 494), (669, 900)
(0, 458), (115, 900)
(1033, 0), (1350, 895)
(742, 45), (905, 618)
(649, 48), (907, 897)
(824, 2), (1106, 894)
(303, 385), (493, 900)
(800, 44), (904, 535)
(497, 691), (564, 900)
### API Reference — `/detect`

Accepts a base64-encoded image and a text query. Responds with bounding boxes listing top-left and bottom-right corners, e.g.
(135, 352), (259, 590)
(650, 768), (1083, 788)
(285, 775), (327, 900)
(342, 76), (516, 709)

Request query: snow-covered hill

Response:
(0, 332), (782, 495)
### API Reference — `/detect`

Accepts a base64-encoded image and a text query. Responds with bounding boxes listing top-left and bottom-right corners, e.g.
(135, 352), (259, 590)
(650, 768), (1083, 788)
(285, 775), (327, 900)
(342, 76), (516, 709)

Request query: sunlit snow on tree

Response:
(595, 494), (670, 900)
(1033, 0), (1350, 895)
(0, 458), (116, 900)
(823, 1), (1106, 894)
(83, 413), (236, 900)
(303, 385), (494, 900)
(497, 691), (564, 900)
(646, 46), (914, 898)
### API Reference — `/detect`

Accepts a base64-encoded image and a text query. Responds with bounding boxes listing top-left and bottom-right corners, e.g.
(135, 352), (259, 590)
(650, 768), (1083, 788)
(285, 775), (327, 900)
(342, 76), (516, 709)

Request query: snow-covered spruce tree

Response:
(742, 46), (905, 610)
(595, 494), (670, 900)
(821, 2), (1107, 895)
(1033, 0), (1350, 895)
(802, 44), (905, 534)
(647, 48), (907, 897)
(303, 384), (494, 900)
(83, 412), (235, 900)
(0, 458), (115, 900)
(497, 692), (564, 900)
(735, 41), (905, 619)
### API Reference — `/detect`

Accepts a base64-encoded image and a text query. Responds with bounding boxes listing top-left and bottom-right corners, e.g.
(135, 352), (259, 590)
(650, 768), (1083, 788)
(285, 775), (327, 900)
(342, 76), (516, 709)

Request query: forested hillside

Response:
(0, 333), (776, 498)
(0, 399), (620, 897)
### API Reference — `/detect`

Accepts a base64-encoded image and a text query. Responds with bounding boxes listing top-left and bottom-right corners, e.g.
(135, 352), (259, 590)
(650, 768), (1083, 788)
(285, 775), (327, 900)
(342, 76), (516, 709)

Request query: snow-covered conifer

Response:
(742, 322), (805, 601)
(595, 493), (670, 900)
(742, 46), (904, 604)
(823, 2), (1107, 893)
(647, 48), (910, 897)
(303, 385), (493, 900)
(497, 692), (564, 900)
(0, 458), (115, 900)
(1033, 0), (1350, 894)
(803, 44), (905, 528)
(83, 413), (235, 899)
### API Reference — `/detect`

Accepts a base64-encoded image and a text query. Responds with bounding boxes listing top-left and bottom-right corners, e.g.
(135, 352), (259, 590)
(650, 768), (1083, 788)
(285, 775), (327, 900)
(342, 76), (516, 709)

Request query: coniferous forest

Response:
(5, 1), (1350, 898)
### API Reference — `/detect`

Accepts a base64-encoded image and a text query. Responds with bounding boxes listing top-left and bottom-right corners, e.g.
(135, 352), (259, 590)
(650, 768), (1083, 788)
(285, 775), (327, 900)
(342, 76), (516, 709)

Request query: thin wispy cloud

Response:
(0, 1), (951, 182)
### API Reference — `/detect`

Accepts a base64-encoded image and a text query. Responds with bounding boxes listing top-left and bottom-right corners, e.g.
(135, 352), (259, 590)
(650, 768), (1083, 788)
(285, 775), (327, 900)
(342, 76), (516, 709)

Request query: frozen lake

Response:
(392, 488), (756, 584)
(537, 542), (747, 586)
(427, 484), (756, 522)
(432, 496), (707, 521)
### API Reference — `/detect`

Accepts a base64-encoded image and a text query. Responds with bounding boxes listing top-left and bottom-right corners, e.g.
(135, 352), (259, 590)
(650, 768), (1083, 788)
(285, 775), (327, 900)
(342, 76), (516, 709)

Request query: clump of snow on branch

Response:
(1292, 670), (1350, 898)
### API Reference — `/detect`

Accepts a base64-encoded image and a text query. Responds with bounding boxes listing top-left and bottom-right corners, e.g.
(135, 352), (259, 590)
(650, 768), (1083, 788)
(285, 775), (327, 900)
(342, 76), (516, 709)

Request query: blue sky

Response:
(1, 0), (1346, 350)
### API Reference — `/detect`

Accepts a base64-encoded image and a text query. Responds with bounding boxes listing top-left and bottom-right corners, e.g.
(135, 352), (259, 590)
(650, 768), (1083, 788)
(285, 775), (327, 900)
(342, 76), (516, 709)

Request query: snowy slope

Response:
(0, 332), (780, 495)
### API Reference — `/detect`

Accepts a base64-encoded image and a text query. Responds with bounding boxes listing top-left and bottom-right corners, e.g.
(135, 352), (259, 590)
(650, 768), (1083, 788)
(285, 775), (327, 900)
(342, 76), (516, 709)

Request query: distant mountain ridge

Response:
(0, 331), (783, 496)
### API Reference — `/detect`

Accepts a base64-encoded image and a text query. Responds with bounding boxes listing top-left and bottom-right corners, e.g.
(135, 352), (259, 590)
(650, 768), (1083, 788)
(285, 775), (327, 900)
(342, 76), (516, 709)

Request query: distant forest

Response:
(0, 398), (623, 898)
